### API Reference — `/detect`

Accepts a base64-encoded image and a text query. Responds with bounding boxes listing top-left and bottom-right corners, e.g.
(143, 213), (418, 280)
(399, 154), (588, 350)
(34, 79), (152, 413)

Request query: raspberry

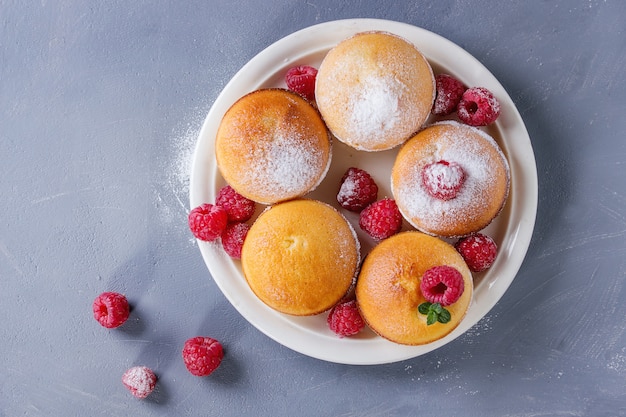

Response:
(421, 160), (466, 200)
(457, 86), (501, 126)
(455, 233), (498, 272)
(182, 336), (224, 376)
(215, 185), (256, 223)
(420, 265), (465, 306)
(221, 222), (250, 259)
(285, 65), (318, 101)
(122, 366), (157, 399)
(359, 198), (403, 241)
(188, 203), (228, 242)
(337, 167), (378, 212)
(92, 292), (130, 329)
(327, 300), (365, 338)
(432, 74), (466, 116)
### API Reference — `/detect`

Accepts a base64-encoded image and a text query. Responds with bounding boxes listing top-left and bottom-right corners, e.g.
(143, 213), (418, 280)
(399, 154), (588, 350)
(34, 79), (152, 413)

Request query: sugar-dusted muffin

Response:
(355, 231), (473, 345)
(215, 88), (332, 205)
(241, 199), (360, 316)
(391, 121), (510, 238)
(315, 31), (435, 152)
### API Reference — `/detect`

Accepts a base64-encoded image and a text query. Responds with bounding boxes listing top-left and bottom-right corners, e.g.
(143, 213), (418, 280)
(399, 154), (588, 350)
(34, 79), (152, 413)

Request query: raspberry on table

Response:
(420, 265), (465, 306)
(221, 222), (250, 259)
(188, 203), (228, 242)
(327, 299), (365, 338)
(457, 86), (501, 126)
(421, 160), (466, 201)
(122, 366), (157, 399)
(432, 74), (466, 116)
(182, 336), (224, 377)
(215, 185), (256, 223)
(455, 233), (498, 272)
(92, 291), (130, 329)
(337, 167), (378, 212)
(359, 198), (403, 241)
(285, 65), (318, 101)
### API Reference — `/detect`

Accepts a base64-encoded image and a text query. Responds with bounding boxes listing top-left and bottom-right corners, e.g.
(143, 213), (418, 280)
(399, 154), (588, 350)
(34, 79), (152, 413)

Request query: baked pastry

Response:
(315, 31), (435, 152)
(215, 88), (331, 204)
(391, 120), (510, 237)
(241, 199), (360, 316)
(355, 231), (473, 345)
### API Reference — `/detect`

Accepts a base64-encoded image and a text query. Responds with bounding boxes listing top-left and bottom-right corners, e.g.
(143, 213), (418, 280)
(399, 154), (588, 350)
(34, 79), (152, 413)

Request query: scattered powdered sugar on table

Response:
(160, 110), (203, 228)
(607, 348), (626, 375)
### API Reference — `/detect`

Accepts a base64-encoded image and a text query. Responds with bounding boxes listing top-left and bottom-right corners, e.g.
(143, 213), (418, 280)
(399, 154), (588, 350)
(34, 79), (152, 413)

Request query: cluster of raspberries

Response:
(432, 73), (500, 126)
(92, 292), (224, 399)
(188, 185), (256, 259)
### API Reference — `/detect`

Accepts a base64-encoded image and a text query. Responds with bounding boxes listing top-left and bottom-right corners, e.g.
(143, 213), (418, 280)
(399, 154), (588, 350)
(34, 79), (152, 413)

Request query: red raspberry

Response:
(92, 291), (130, 329)
(215, 185), (256, 223)
(337, 167), (378, 212)
(455, 233), (498, 272)
(122, 366), (157, 399)
(182, 336), (224, 377)
(457, 86), (501, 126)
(188, 203), (228, 242)
(285, 65), (318, 101)
(421, 160), (466, 200)
(420, 265), (465, 306)
(221, 222), (250, 259)
(327, 300), (365, 338)
(432, 74), (466, 116)
(359, 198), (403, 241)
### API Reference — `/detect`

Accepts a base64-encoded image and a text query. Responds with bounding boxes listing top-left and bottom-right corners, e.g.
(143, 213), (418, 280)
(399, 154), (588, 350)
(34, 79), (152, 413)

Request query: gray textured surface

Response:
(2, 1), (625, 416)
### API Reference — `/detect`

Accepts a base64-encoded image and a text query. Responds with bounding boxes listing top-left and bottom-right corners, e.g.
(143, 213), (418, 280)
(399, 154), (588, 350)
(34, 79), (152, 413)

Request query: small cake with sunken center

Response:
(356, 231), (473, 345)
(315, 31), (435, 152)
(215, 88), (331, 205)
(241, 199), (360, 316)
(391, 121), (510, 238)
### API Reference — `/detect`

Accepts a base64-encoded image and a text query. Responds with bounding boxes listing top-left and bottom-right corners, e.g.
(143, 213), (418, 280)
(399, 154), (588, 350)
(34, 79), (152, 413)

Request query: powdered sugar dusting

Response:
(422, 160), (466, 200)
(161, 110), (203, 228)
(122, 366), (156, 399)
(348, 75), (403, 147)
(394, 121), (509, 236)
(241, 125), (330, 204)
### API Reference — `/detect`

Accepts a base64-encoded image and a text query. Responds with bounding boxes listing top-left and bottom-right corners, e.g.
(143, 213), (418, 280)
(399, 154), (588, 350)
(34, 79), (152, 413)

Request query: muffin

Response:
(215, 88), (332, 204)
(315, 31), (435, 152)
(391, 121), (510, 237)
(241, 199), (360, 316)
(355, 231), (473, 345)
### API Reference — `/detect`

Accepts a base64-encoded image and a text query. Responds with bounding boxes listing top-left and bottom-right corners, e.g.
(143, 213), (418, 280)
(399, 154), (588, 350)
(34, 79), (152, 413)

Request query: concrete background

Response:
(1, 1), (625, 415)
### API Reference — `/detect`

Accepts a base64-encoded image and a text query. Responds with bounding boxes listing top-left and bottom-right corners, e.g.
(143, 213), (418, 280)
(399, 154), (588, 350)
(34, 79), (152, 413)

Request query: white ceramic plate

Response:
(190, 18), (538, 365)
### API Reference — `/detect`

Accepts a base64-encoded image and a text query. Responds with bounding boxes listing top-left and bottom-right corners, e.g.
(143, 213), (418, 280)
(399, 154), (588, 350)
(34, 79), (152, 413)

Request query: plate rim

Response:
(189, 18), (538, 365)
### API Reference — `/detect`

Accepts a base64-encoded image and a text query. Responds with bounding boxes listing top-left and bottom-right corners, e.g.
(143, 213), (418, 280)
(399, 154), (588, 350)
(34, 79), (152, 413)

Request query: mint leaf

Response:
(418, 302), (452, 325)
(438, 308), (451, 324)
(418, 302), (432, 315)
(426, 310), (437, 325)
(431, 303), (444, 314)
